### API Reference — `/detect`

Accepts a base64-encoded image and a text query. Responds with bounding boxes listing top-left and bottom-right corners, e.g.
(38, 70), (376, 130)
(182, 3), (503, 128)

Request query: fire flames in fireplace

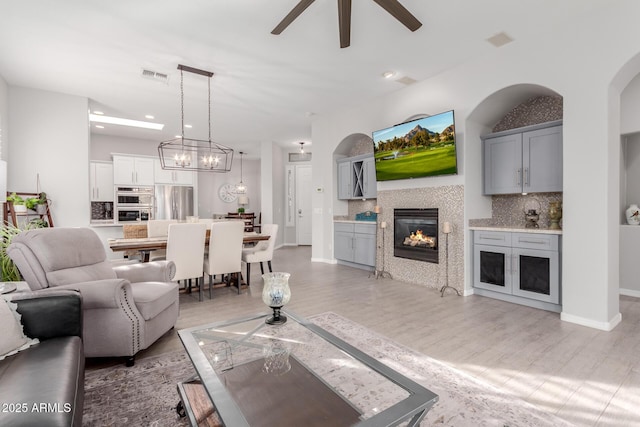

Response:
(394, 208), (439, 263)
(403, 230), (436, 248)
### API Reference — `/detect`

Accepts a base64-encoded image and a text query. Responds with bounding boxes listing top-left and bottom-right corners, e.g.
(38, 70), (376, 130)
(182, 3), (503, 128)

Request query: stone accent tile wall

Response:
(91, 201), (113, 220)
(377, 185), (464, 292)
(493, 192), (563, 228)
(469, 192), (563, 229)
(492, 95), (563, 132)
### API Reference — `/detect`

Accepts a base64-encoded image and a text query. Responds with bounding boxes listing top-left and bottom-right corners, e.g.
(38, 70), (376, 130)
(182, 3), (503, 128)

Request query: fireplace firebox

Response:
(394, 208), (439, 263)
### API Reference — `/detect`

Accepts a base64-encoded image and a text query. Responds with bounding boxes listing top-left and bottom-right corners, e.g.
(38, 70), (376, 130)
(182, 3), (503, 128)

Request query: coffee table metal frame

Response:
(178, 310), (438, 427)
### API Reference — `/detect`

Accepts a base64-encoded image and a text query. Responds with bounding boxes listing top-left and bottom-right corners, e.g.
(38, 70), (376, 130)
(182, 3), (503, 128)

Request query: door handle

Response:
(524, 167), (529, 186)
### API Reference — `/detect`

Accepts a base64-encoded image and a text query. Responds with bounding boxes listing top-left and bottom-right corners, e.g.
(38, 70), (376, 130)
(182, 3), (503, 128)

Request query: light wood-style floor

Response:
(89, 246), (640, 426)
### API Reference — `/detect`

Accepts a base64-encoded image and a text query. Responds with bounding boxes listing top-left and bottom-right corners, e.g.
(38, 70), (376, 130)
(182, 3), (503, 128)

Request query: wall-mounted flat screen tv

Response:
(372, 110), (457, 181)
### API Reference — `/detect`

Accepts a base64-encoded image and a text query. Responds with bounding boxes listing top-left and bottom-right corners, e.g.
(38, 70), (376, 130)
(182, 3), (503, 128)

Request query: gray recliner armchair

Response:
(7, 227), (179, 365)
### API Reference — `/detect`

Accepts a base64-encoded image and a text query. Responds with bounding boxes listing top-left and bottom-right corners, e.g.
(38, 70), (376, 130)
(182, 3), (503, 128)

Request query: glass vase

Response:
(262, 272), (291, 325)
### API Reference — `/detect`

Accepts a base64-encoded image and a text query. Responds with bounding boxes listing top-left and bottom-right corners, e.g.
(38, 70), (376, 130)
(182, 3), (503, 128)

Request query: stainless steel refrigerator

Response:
(154, 185), (194, 220)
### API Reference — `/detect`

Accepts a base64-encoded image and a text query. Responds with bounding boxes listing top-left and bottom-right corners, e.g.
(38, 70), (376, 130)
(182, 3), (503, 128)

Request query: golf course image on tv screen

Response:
(372, 110), (457, 181)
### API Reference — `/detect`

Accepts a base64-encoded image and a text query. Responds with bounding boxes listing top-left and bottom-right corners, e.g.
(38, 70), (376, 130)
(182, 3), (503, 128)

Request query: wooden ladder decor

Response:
(4, 191), (54, 228)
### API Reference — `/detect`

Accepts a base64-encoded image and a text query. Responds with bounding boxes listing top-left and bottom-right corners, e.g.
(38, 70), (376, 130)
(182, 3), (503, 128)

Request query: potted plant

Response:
(7, 192), (26, 213)
(25, 192), (48, 214)
(237, 206), (245, 214)
(0, 224), (24, 281)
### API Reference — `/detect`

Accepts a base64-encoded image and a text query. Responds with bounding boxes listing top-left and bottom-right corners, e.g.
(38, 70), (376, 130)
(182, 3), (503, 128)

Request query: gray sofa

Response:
(0, 290), (84, 427)
(7, 227), (179, 365)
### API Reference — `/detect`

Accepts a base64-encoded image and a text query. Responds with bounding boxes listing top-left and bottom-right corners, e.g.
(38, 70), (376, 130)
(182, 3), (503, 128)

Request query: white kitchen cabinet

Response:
(154, 159), (194, 185)
(483, 121), (563, 195)
(334, 221), (376, 270)
(113, 155), (155, 186)
(336, 154), (377, 200)
(90, 161), (114, 201)
(473, 229), (561, 312)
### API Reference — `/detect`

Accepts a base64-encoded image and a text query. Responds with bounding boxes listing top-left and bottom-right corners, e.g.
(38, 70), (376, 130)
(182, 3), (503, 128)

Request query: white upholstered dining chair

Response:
(203, 220), (245, 296)
(147, 219), (177, 261)
(241, 223), (278, 286)
(166, 222), (207, 301)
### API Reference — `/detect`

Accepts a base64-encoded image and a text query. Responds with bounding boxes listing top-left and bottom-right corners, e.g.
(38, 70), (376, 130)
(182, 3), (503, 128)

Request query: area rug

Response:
(83, 312), (572, 426)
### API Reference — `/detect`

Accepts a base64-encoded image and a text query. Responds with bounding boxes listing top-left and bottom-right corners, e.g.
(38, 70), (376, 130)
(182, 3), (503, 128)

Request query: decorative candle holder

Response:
(262, 272), (291, 325)
(262, 339), (291, 375)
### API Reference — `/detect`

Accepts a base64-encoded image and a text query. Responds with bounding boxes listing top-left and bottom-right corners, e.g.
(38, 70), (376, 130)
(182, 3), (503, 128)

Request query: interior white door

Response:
(296, 165), (312, 245)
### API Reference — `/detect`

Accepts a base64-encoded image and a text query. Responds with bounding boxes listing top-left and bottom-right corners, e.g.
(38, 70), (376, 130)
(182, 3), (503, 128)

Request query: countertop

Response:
(90, 221), (120, 227)
(469, 225), (562, 235)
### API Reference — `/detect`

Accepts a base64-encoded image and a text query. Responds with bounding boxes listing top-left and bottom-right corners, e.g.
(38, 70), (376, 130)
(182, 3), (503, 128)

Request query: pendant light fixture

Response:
(158, 64), (233, 172)
(236, 151), (247, 194)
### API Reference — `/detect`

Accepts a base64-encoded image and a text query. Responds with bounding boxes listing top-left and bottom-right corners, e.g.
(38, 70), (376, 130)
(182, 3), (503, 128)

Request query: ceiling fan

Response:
(271, 0), (422, 48)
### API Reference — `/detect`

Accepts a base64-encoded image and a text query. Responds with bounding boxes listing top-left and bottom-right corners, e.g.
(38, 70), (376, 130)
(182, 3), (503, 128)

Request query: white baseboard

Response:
(463, 288), (475, 296)
(620, 288), (640, 298)
(561, 311), (622, 331)
(311, 257), (337, 264)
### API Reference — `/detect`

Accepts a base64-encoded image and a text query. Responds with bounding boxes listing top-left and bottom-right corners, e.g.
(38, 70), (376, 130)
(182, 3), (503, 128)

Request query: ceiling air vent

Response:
(141, 68), (170, 84)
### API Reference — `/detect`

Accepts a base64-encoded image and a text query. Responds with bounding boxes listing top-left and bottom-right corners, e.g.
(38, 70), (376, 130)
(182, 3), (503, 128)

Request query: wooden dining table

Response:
(108, 231), (270, 262)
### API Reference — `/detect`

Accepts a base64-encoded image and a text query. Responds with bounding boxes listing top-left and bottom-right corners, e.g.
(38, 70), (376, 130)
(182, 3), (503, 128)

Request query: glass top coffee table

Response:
(177, 310), (438, 427)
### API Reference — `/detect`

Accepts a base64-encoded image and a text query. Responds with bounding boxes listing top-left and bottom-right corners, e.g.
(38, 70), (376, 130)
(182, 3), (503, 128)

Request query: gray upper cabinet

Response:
(361, 156), (377, 199)
(337, 160), (352, 200)
(483, 121), (563, 195)
(337, 154), (377, 200)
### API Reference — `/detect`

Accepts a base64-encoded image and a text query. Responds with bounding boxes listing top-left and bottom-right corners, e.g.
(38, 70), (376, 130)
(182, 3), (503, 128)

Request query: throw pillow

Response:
(0, 297), (39, 360)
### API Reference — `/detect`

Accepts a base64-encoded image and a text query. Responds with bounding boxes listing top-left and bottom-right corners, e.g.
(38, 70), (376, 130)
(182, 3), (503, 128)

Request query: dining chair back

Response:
(147, 219), (178, 261)
(242, 223), (278, 286)
(203, 220), (245, 296)
(166, 223), (207, 300)
(147, 219), (178, 237)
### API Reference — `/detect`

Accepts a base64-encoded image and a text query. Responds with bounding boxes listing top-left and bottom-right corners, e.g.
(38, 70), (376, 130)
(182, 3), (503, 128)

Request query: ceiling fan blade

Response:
(272, 0), (316, 35)
(372, 0), (422, 32)
(338, 0), (352, 48)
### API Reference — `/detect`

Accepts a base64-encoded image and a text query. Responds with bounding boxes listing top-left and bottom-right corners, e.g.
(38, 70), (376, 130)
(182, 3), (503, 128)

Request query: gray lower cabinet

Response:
(334, 222), (376, 269)
(483, 121), (563, 195)
(337, 154), (376, 200)
(473, 230), (561, 312)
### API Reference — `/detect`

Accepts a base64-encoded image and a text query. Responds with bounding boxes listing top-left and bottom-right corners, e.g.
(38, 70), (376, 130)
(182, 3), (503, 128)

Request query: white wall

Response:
(91, 134), (158, 160)
(197, 157), (261, 218)
(8, 86), (89, 227)
(311, 3), (640, 330)
(259, 141), (285, 248)
(0, 74), (8, 161)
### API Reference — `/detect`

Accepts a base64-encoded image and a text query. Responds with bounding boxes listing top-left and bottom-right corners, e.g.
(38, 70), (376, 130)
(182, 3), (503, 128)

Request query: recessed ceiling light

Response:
(89, 114), (164, 130)
(382, 71), (396, 79)
(487, 32), (514, 48)
(145, 115), (155, 119)
(95, 125), (104, 129)
(175, 135), (182, 138)
(184, 124), (193, 128)
(93, 111), (104, 115)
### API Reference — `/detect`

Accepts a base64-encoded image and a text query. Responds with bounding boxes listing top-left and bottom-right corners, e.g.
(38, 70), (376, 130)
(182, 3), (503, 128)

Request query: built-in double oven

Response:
(115, 186), (154, 223)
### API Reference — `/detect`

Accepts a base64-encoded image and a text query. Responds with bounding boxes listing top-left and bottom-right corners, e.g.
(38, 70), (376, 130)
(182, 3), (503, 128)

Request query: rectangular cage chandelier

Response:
(158, 64), (233, 172)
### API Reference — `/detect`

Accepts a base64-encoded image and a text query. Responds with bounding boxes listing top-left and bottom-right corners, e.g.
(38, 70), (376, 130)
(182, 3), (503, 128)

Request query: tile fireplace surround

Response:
(376, 185), (464, 292)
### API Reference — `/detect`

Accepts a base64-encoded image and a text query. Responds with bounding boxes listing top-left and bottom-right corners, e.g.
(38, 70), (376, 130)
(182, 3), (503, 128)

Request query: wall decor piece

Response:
(626, 204), (640, 225)
(548, 201), (563, 229)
